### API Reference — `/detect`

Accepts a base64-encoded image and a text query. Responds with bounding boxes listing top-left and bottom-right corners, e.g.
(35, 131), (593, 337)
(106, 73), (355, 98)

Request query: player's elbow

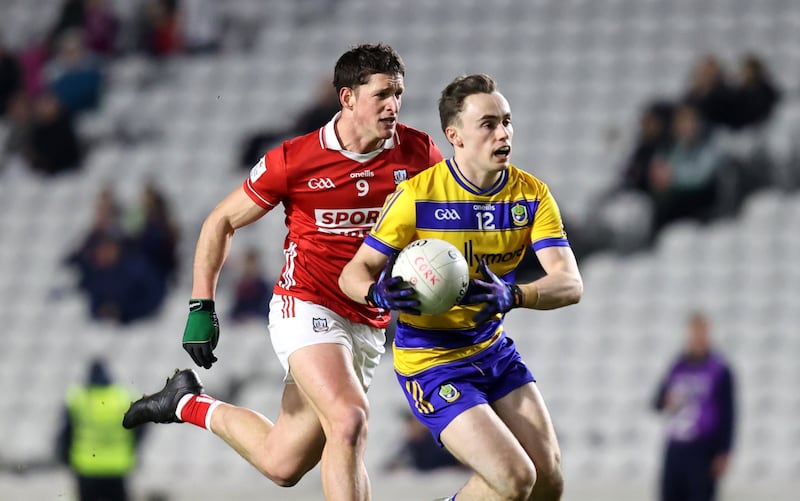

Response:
(338, 269), (361, 304)
(567, 275), (583, 305)
(338, 267), (353, 299)
(203, 208), (236, 239)
(553, 273), (582, 307)
(337, 274), (348, 299)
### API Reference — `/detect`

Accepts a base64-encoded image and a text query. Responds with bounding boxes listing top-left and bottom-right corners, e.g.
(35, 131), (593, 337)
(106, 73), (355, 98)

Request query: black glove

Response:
(365, 254), (421, 315)
(459, 259), (523, 324)
(182, 299), (220, 369)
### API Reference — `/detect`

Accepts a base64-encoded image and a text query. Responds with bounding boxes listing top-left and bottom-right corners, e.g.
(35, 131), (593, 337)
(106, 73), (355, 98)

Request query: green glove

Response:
(182, 299), (220, 369)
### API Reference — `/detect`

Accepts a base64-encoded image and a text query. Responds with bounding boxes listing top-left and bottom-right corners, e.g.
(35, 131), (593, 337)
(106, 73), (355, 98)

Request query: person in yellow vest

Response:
(57, 358), (144, 501)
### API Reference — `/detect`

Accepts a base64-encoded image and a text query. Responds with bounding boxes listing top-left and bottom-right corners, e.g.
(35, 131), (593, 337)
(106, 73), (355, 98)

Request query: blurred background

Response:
(0, 0), (798, 499)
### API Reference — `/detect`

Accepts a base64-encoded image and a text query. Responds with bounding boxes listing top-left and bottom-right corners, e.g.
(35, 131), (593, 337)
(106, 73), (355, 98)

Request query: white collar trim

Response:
(320, 112), (397, 163)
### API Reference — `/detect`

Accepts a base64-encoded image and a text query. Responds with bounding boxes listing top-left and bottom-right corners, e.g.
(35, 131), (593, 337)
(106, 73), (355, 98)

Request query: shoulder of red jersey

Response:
(395, 122), (436, 145)
(280, 127), (326, 151)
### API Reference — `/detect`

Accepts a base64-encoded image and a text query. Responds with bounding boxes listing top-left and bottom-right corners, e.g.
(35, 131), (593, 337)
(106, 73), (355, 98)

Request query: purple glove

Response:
(459, 259), (523, 324)
(365, 254), (421, 315)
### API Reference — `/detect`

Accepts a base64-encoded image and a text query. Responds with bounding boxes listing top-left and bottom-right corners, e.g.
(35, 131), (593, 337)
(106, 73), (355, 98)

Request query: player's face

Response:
(453, 91), (513, 174)
(351, 73), (404, 142)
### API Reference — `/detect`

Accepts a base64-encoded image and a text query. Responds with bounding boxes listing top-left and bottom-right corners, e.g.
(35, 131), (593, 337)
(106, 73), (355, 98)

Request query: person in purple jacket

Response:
(653, 311), (736, 501)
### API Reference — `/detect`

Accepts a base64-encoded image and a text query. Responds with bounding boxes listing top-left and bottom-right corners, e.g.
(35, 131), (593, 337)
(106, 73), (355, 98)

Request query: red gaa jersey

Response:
(243, 114), (443, 328)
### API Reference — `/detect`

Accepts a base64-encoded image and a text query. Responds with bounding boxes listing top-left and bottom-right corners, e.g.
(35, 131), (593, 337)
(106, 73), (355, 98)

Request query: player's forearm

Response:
(520, 270), (582, 310)
(339, 261), (374, 305)
(191, 213), (235, 299)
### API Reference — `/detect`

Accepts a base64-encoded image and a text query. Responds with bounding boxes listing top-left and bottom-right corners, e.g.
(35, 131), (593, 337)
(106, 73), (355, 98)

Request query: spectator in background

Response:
(728, 53), (781, 130)
(77, 233), (167, 324)
(137, 0), (182, 58)
(648, 103), (723, 236)
(653, 311), (736, 501)
(66, 183), (123, 275)
(57, 357), (144, 501)
(27, 93), (84, 176)
(16, 39), (49, 98)
(125, 180), (180, 284)
(619, 100), (675, 194)
(384, 409), (463, 473)
(0, 44), (23, 117)
(229, 247), (272, 322)
(82, 0), (121, 57)
(682, 54), (736, 129)
(1, 92), (33, 175)
(238, 75), (341, 169)
(48, 0), (86, 52)
(2, 92), (83, 177)
(45, 29), (104, 115)
(48, 0), (120, 58)
(66, 183), (174, 324)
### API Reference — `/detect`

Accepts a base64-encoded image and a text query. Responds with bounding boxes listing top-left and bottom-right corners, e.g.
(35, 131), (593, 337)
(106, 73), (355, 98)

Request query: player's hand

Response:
(366, 254), (421, 315)
(459, 259), (523, 324)
(182, 299), (220, 369)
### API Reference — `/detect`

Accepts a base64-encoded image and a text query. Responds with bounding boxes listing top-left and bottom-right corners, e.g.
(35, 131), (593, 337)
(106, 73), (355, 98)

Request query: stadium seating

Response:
(1, 0), (799, 499)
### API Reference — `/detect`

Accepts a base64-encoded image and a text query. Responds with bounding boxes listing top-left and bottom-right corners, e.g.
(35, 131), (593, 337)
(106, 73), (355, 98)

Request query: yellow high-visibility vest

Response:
(67, 385), (136, 476)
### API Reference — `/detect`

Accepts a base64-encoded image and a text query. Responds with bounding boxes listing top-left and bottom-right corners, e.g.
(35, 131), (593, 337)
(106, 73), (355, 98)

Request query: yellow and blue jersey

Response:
(364, 158), (569, 376)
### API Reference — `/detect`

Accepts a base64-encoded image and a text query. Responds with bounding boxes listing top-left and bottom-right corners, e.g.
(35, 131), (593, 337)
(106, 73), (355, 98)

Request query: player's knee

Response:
(269, 471), (302, 488)
(257, 461), (310, 488)
(326, 404), (369, 448)
(533, 450), (564, 500)
(498, 461), (536, 500)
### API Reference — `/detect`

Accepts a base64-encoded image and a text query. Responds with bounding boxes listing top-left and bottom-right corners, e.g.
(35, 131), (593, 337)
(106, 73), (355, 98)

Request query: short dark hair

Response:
(438, 73), (497, 132)
(333, 43), (405, 93)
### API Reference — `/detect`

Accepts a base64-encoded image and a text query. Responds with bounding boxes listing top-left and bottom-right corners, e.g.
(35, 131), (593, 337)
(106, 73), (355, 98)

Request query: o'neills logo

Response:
(350, 170), (374, 178)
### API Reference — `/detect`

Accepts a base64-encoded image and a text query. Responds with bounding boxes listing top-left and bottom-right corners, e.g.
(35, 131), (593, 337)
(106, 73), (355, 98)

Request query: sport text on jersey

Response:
(315, 208), (382, 237)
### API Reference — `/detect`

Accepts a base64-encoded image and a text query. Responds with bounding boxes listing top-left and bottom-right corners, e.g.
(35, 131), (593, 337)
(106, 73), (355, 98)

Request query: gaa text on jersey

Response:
(308, 178), (336, 190)
(434, 208), (461, 221)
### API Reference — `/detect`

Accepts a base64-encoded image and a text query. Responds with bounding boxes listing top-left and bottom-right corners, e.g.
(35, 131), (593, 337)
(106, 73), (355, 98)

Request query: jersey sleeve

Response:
(363, 182), (418, 255)
(531, 183), (570, 251)
(242, 146), (289, 210)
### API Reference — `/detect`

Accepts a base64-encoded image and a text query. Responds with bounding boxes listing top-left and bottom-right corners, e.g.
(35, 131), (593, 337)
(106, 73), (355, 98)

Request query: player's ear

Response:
(340, 87), (355, 110)
(445, 125), (462, 148)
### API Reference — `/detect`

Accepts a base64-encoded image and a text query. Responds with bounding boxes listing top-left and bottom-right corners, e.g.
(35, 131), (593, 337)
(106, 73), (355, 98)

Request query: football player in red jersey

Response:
(123, 43), (442, 501)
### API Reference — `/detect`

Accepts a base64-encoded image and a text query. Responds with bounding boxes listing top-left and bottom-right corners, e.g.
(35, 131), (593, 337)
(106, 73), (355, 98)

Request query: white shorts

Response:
(268, 294), (386, 390)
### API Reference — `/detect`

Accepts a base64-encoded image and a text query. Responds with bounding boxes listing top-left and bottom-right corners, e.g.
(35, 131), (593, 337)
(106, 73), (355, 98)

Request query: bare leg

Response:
(440, 404), (536, 501)
(204, 342), (370, 500)
(288, 343), (371, 501)
(492, 382), (564, 501)
(209, 383), (326, 486)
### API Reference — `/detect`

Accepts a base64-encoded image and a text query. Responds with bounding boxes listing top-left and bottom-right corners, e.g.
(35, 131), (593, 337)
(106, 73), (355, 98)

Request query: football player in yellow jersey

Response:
(340, 73), (583, 501)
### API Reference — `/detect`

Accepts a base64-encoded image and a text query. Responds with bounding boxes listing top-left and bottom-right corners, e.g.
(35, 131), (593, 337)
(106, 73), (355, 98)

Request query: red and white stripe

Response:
(280, 295), (296, 319)
(279, 241), (298, 289)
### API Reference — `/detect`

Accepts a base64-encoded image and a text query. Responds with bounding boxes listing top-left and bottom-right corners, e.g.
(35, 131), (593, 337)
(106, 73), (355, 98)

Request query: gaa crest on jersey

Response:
(438, 383), (461, 403)
(393, 169), (408, 184)
(312, 317), (329, 332)
(249, 157), (266, 182)
(510, 202), (529, 227)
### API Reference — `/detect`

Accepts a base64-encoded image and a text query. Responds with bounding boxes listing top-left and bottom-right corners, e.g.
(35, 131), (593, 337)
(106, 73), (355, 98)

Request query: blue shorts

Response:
(395, 335), (535, 445)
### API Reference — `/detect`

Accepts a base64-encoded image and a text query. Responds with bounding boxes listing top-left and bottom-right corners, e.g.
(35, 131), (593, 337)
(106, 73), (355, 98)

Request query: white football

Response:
(392, 238), (470, 315)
